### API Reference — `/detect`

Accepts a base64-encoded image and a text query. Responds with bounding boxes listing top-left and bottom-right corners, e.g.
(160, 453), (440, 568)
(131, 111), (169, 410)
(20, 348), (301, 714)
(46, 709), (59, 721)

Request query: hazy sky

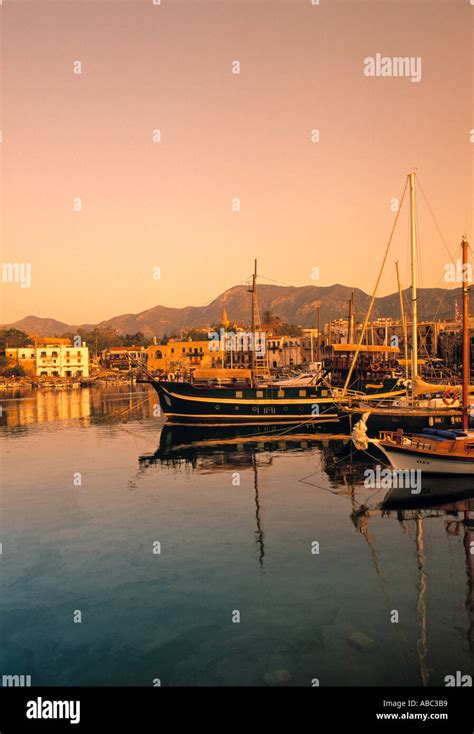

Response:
(1, 0), (473, 324)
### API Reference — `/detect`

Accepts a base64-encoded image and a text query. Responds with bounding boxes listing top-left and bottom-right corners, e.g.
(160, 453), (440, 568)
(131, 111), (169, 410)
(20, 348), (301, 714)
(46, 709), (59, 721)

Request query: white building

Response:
(6, 341), (89, 378)
(266, 336), (303, 369)
(35, 343), (89, 378)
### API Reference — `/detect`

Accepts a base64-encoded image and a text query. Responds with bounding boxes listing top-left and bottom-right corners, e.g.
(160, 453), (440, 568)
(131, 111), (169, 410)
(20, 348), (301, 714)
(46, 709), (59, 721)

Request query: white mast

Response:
(409, 172), (418, 397)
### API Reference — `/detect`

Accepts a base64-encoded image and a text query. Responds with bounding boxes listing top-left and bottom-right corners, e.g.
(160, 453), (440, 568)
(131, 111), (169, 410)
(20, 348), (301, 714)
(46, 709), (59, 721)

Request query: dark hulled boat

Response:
(147, 258), (407, 426)
(150, 371), (406, 426)
(152, 377), (338, 425)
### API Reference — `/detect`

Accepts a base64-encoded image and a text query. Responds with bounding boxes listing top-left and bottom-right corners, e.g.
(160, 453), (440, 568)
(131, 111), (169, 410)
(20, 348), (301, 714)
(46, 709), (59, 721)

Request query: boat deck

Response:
(379, 429), (474, 460)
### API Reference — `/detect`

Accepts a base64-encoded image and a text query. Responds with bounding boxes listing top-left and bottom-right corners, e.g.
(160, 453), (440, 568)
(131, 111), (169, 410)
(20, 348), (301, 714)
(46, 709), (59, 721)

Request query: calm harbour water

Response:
(1, 384), (473, 687)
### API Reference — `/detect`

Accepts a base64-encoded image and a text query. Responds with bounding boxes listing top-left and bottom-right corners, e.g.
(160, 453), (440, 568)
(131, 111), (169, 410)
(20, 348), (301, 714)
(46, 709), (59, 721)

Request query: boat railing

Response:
(330, 387), (366, 402)
(380, 429), (474, 454)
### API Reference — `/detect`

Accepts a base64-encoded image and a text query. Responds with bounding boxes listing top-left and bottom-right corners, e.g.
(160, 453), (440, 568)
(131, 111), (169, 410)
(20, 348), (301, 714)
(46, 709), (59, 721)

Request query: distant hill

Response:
(4, 315), (75, 336)
(3, 284), (470, 338)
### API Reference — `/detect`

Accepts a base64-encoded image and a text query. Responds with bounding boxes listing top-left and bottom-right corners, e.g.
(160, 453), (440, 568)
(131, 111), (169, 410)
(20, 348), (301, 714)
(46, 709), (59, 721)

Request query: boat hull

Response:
(151, 380), (341, 425)
(376, 441), (474, 476)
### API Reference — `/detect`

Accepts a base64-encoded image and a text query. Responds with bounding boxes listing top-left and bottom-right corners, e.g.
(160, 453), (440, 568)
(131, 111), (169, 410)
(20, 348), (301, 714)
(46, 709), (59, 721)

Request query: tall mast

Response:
(347, 291), (354, 344)
(415, 514), (429, 686)
(409, 172), (419, 397)
(352, 293), (356, 345)
(395, 261), (409, 385)
(462, 237), (470, 431)
(316, 302), (321, 361)
(248, 260), (258, 386)
(250, 259), (257, 379)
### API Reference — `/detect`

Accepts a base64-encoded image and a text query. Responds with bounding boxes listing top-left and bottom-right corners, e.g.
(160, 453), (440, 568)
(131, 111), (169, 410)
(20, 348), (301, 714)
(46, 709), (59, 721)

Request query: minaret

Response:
(221, 306), (230, 329)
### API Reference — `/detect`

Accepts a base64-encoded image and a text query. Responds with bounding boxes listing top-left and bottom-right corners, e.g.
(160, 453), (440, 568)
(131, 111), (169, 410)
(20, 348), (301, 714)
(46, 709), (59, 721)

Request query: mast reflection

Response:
(139, 421), (474, 677)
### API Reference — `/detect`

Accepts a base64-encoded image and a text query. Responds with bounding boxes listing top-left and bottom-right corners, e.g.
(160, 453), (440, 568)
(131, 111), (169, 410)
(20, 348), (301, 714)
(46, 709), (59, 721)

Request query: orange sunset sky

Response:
(1, 0), (473, 325)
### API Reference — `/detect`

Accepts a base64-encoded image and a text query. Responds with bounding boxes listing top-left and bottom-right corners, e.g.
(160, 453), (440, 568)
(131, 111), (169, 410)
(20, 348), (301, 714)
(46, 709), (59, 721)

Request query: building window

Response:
(299, 389), (306, 397)
(52, 351), (58, 357)
(155, 350), (162, 359)
(21, 353), (25, 359)
(40, 352), (46, 358)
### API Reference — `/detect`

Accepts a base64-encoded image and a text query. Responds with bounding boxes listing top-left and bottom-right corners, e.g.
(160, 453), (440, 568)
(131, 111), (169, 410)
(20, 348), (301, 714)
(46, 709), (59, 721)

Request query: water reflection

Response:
(0, 385), (153, 432)
(140, 422), (474, 685)
(2, 388), (473, 686)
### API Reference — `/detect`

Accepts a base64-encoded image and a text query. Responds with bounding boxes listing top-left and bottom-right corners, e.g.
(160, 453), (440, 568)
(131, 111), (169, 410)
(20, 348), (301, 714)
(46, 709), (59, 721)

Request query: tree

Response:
(271, 322), (302, 337)
(0, 328), (30, 349)
(0, 364), (26, 377)
(123, 332), (151, 347)
(262, 311), (283, 329)
(181, 328), (209, 341)
(210, 323), (233, 334)
(61, 327), (126, 355)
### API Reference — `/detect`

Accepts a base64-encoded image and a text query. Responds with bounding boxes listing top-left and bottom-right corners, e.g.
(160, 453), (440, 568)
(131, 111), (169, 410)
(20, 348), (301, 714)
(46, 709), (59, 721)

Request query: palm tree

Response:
(263, 310), (282, 326)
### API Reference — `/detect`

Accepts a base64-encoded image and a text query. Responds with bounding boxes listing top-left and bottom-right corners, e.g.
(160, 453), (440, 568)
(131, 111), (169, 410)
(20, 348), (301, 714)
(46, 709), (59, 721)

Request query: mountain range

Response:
(3, 283), (468, 338)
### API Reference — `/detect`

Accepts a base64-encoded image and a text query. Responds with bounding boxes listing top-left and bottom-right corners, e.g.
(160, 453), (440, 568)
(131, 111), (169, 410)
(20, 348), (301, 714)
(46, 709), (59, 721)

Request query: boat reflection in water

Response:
(140, 423), (349, 568)
(140, 422), (474, 682)
(316, 441), (474, 677)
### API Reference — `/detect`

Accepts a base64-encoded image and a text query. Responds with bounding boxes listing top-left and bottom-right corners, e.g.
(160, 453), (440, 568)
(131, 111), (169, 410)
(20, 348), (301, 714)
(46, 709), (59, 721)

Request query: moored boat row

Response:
(141, 172), (473, 478)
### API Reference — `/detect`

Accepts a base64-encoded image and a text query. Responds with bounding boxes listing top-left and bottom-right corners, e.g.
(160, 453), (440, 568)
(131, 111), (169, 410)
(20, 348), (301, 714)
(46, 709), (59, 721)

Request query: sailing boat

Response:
(148, 261), (404, 425)
(375, 427), (474, 475)
(149, 261), (337, 426)
(340, 172), (472, 436)
(310, 443), (474, 683)
(374, 236), (474, 475)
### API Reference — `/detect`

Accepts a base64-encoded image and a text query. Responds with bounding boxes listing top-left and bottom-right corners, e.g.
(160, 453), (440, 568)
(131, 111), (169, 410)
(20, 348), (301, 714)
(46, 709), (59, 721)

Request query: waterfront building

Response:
(5, 338), (89, 378)
(147, 339), (215, 373)
(301, 328), (322, 363)
(266, 336), (304, 369)
(438, 318), (474, 368)
(102, 346), (147, 371)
